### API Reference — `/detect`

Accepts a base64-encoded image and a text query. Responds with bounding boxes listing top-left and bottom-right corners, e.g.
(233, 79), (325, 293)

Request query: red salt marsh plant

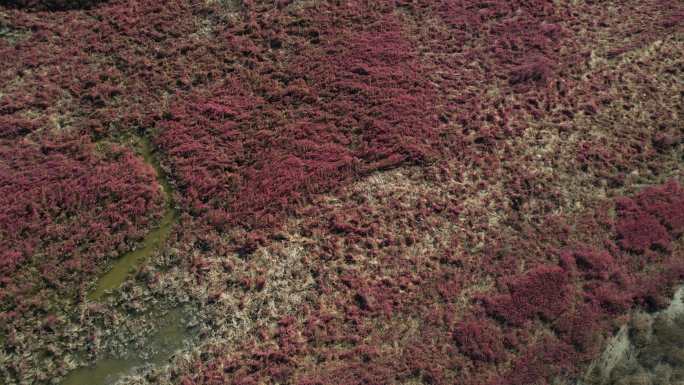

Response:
(0, 0), (107, 11)
(175, 179), (684, 385)
(483, 264), (573, 326)
(153, 4), (443, 230)
(0, 135), (164, 315)
(615, 180), (684, 255)
(0, 0), (681, 384)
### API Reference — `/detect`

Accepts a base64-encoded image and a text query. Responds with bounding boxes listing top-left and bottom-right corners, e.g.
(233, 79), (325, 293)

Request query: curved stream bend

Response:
(61, 137), (189, 385)
(88, 137), (178, 300)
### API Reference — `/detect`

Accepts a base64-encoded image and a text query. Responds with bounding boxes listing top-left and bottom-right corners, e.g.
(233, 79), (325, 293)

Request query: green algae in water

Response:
(87, 207), (177, 300)
(66, 136), (185, 382)
(59, 358), (134, 385)
(61, 308), (193, 385)
(88, 137), (177, 301)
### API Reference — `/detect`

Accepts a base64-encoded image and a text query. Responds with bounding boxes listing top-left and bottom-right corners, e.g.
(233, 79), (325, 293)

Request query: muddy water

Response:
(60, 308), (196, 385)
(88, 137), (178, 300)
(61, 137), (192, 385)
(578, 286), (684, 385)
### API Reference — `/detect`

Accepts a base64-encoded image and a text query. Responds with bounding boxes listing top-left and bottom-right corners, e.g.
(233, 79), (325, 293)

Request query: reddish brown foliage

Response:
(615, 179), (684, 254)
(615, 196), (671, 253)
(495, 336), (575, 385)
(484, 265), (573, 326)
(0, 136), (163, 311)
(631, 179), (684, 237)
(0, 0), (682, 384)
(154, 6), (441, 229)
(0, 0), (106, 11)
(453, 319), (506, 363)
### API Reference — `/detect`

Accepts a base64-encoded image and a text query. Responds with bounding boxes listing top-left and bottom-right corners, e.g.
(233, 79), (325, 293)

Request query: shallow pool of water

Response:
(61, 136), (190, 385)
(88, 137), (177, 300)
(60, 308), (194, 385)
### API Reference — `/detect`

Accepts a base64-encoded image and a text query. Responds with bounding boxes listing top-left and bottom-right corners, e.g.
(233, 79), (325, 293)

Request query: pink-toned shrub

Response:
(0, 0), (107, 11)
(615, 196), (671, 253)
(1, 0), (682, 384)
(560, 248), (636, 314)
(508, 56), (555, 87)
(484, 265), (573, 326)
(582, 281), (635, 315)
(154, 6), (441, 229)
(560, 249), (618, 281)
(495, 336), (576, 385)
(632, 179), (684, 236)
(552, 303), (604, 356)
(453, 318), (506, 363)
(0, 116), (42, 139)
(0, 135), (164, 307)
(614, 180), (684, 254)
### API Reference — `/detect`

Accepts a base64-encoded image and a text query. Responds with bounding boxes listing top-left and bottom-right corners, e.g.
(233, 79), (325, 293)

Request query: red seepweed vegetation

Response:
(154, 6), (442, 230)
(0, 0), (107, 11)
(0, 0), (682, 384)
(178, 179), (684, 385)
(484, 265), (573, 326)
(0, 135), (164, 315)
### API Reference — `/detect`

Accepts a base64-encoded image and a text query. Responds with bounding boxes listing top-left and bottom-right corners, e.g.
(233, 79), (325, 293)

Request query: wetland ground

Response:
(0, 1), (682, 385)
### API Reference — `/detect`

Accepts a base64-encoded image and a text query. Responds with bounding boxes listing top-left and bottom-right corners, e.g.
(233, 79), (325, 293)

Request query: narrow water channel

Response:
(579, 286), (684, 385)
(61, 136), (192, 385)
(88, 137), (178, 301)
(60, 308), (196, 385)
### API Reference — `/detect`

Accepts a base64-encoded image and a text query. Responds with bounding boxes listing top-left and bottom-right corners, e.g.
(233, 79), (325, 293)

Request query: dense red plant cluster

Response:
(484, 265), (573, 326)
(485, 182), (684, 382)
(0, 136), (164, 315)
(154, 3), (441, 229)
(498, 337), (575, 385)
(615, 197), (670, 254)
(615, 180), (684, 254)
(0, 0), (106, 11)
(1, 0), (678, 228)
(0, 0), (682, 384)
(452, 318), (506, 364)
(174, 179), (683, 385)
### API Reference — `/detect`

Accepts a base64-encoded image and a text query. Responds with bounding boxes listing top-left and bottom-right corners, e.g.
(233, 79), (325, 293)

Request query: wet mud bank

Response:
(61, 307), (199, 385)
(60, 136), (194, 385)
(579, 286), (684, 385)
(89, 136), (178, 300)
